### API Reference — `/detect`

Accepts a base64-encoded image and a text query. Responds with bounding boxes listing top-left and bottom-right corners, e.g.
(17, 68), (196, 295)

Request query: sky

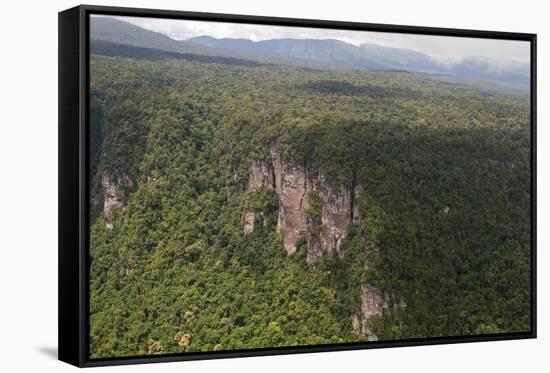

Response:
(111, 16), (530, 65)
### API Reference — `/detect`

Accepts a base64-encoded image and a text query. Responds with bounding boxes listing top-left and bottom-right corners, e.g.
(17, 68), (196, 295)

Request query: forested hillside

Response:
(88, 35), (531, 358)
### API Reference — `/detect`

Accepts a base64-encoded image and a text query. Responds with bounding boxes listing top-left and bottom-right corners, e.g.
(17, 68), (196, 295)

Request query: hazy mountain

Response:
(189, 36), (530, 85)
(189, 36), (395, 70)
(90, 17), (529, 85)
(358, 43), (441, 73)
(90, 17), (345, 71)
(449, 56), (530, 85)
(90, 17), (228, 56)
(190, 36), (438, 71)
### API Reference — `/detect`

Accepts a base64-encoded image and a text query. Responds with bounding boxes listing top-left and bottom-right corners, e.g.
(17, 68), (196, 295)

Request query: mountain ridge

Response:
(187, 35), (529, 84)
(90, 16), (530, 85)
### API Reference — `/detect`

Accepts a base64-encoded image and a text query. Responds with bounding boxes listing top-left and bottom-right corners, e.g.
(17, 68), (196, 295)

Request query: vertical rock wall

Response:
(243, 160), (276, 234)
(245, 143), (360, 261)
(271, 143), (309, 254)
(352, 284), (389, 341)
(101, 174), (128, 229)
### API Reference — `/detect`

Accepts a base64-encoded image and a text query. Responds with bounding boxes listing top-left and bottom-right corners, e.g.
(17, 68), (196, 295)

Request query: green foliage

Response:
(89, 51), (531, 358)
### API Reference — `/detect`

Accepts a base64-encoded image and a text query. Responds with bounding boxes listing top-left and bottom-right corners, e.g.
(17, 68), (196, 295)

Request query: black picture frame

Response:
(59, 4), (537, 367)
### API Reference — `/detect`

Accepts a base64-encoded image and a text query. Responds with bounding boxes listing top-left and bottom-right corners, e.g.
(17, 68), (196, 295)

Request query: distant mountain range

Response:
(189, 36), (437, 72)
(90, 16), (217, 56)
(91, 17), (530, 85)
(189, 36), (530, 85)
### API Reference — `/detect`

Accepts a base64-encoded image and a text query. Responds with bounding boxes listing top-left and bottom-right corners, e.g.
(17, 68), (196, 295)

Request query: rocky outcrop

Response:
(243, 160), (275, 235)
(352, 284), (389, 341)
(101, 174), (129, 229)
(245, 144), (397, 340)
(306, 178), (362, 263)
(245, 143), (361, 262)
(243, 211), (256, 234)
(271, 144), (309, 255)
(248, 160), (275, 191)
(351, 278), (407, 341)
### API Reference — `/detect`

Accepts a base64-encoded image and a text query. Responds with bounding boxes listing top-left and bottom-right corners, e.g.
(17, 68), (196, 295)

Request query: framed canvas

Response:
(58, 4), (537, 367)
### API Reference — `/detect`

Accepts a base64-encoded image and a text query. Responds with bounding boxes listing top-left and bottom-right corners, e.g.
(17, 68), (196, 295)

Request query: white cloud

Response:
(107, 15), (530, 64)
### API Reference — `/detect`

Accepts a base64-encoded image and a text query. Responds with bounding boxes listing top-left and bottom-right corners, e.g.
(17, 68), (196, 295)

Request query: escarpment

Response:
(101, 174), (130, 229)
(352, 284), (389, 341)
(243, 160), (276, 234)
(306, 179), (363, 263)
(245, 143), (361, 263)
(245, 143), (390, 340)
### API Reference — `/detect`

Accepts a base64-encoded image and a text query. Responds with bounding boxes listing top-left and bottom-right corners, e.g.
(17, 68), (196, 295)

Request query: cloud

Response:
(109, 15), (530, 64)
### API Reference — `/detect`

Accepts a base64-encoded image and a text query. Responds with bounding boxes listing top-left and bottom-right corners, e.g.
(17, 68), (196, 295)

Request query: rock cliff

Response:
(243, 160), (276, 234)
(101, 174), (129, 229)
(245, 144), (395, 340)
(351, 284), (389, 341)
(245, 143), (361, 262)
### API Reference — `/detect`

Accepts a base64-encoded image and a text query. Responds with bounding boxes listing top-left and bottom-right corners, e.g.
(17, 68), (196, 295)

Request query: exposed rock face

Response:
(352, 185), (362, 224)
(245, 143), (360, 262)
(245, 144), (393, 340)
(244, 160), (276, 235)
(248, 160), (275, 191)
(271, 147), (309, 255)
(243, 211), (255, 234)
(307, 177), (362, 263)
(101, 174), (128, 229)
(352, 284), (389, 341)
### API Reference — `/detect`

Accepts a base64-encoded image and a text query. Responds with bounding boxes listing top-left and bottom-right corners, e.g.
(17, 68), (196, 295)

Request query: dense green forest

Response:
(88, 42), (531, 358)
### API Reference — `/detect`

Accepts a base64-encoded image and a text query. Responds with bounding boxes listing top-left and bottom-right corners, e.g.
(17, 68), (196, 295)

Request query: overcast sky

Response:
(111, 16), (530, 65)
